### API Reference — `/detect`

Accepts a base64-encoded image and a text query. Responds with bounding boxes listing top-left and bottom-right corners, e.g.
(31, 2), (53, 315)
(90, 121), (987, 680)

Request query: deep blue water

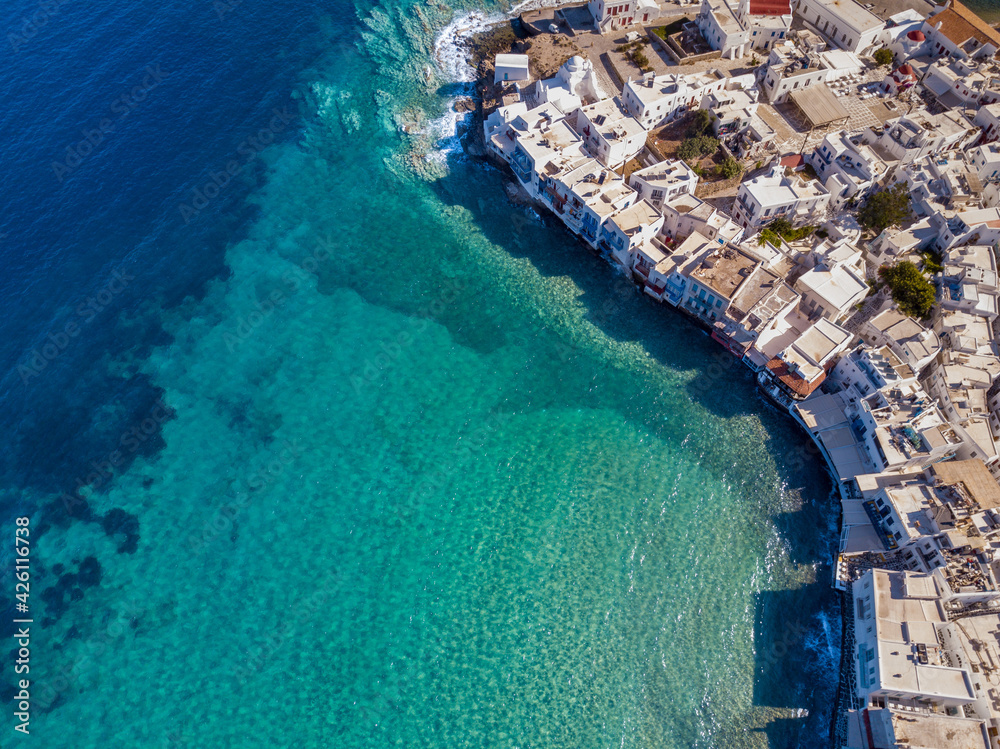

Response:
(0, 0), (323, 496)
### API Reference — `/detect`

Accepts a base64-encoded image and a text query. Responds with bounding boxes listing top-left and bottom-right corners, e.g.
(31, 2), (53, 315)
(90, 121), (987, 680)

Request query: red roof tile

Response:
(765, 357), (826, 397)
(748, 0), (791, 15)
(928, 1), (1000, 50)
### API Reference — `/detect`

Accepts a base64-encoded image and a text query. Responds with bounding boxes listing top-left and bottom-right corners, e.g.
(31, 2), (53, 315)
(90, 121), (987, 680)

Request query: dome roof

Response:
(566, 55), (584, 70)
(898, 63), (914, 76)
(907, 29), (925, 42)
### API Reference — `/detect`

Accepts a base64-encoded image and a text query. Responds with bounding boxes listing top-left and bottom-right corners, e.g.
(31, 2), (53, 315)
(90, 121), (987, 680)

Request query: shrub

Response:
(921, 250), (944, 274)
(858, 183), (912, 233)
(677, 134), (719, 162)
(758, 218), (814, 246)
(879, 261), (935, 318)
(873, 47), (894, 67)
(717, 156), (742, 179)
(768, 217), (793, 236)
(688, 109), (713, 137)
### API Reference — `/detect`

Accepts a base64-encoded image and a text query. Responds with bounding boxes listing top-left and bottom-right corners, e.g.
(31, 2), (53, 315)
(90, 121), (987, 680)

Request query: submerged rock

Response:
(78, 556), (102, 588)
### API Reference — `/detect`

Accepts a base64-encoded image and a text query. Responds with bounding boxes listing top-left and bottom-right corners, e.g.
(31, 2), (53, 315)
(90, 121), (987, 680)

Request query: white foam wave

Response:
(803, 608), (841, 676)
(421, 106), (471, 166)
(433, 10), (505, 84)
(508, 0), (577, 15)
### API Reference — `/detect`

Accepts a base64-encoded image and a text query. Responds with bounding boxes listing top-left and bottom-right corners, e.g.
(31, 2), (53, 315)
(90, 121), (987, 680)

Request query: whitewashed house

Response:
(731, 165), (831, 230)
(573, 98), (648, 169)
(792, 0), (885, 55)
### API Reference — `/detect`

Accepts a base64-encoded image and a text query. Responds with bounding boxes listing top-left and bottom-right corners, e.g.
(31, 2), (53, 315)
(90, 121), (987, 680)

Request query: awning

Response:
(788, 85), (851, 128)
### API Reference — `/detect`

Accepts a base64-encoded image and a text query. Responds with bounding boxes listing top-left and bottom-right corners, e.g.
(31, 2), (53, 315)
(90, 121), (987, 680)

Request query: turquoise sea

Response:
(1, 0), (845, 746)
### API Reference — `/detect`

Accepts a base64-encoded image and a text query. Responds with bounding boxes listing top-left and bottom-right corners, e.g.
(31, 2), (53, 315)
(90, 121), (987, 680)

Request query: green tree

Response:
(857, 183), (911, 233)
(879, 261), (936, 318)
(873, 47), (894, 67)
(768, 217), (793, 236)
(677, 134), (719, 162)
(717, 156), (743, 179)
(689, 109), (713, 136)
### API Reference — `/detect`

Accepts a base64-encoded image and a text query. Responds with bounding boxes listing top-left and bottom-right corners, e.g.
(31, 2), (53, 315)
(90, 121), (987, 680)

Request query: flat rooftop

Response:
(928, 460), (1000, 510)
(811, 0), (886, 32)
(610, 199), (661, 235)
(690, 246), (757, 299)
(868, 708), (989, 749)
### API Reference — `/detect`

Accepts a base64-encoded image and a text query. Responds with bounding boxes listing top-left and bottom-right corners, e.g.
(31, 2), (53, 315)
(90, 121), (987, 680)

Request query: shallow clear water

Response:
(1, 1), (843, 746)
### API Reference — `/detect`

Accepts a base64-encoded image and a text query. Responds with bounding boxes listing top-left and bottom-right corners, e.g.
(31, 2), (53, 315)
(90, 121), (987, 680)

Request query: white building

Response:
(734, 0), (792, 51)
(968, 142), (1000, 186)
(600, 199), (665, 268)
(509, 120), (586, 198)
(934, 206), (1000, 252)
(761, 44), (832, 103)
(794, 244), (868, 322)
(627, 159), (698, 209)
(808, 130), (888, 209)
(922, 57), (996, 109)
(974, 102), (1000, 145)
(697, 0), (751, 58)
(732, 165), (831, 229)
(760, 317), (851, 399)
(621, 69), (736, 130)
(791, 0), (885, 55)
(494, 54), (530, 85)
(701, 87), (758, 135)
(660, 193), (744, 244)
(859, 309), (941, 372)
(893, 153), (984, 218)
(546, 158), (637, 246)
(863, 108), (978, 166)
(851, 566), (1000, 741)
(534, 55), (607, 113)
(678, 243), (763, 323)
(573, 98), (648, 169)
(845, 705), (991, 749)
(588, 0), (662, 34)
(922, 1), (1000, 63)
